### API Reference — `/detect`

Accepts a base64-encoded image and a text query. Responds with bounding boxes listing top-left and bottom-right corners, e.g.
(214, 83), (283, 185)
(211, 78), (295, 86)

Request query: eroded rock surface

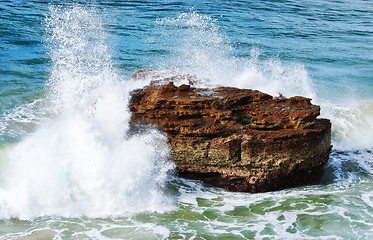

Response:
(129, 70), (331, 193)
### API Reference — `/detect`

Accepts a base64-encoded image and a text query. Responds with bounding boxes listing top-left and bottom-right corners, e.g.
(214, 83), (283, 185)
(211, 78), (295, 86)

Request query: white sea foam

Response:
(321, 100), (373, 150)
(0, 99), (46, 142)
(172, 177), (373, 239)
(0, 5), (174, 220)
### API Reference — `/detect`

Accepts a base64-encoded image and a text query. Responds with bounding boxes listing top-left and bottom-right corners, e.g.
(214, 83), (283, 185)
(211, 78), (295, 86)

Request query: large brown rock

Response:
(129, 70), (331, 193)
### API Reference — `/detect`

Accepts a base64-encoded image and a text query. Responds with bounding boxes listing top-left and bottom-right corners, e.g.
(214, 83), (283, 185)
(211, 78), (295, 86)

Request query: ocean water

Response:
(0, 0), (372, 239)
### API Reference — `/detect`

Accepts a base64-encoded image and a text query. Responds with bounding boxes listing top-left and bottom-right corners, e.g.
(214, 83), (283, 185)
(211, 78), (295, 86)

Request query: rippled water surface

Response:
(0, 0), (373, 239)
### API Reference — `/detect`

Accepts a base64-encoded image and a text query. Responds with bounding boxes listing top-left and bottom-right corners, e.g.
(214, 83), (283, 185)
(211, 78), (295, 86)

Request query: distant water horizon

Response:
(0, 0), (373, 239)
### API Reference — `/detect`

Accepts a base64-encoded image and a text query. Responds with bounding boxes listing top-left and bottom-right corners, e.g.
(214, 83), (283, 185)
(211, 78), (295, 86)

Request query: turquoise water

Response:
(0, 0), (373, 239)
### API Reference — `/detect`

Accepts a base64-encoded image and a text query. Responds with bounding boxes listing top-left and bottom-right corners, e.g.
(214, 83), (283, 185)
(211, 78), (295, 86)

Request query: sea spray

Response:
(0, 4), (174, 220)
(156, 11), (316, 99)
(157, 11), (373, 152)
(232, 49), (315, 98)
(156, 11), (235, 85)
(153, 11), (373, 186)
(322, 100), (373, 150)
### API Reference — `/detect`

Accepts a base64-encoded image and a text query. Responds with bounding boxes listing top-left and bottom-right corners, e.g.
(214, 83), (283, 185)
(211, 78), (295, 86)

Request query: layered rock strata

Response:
(129, 71), (331, 193)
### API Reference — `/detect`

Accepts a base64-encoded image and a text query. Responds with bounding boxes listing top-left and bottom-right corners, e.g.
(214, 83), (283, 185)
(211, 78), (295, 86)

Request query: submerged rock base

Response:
(129, 70), (331, 193)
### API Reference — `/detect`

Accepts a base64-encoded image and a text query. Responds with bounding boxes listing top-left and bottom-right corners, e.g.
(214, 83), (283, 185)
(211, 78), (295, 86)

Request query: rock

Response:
(129, 72), (332, 193)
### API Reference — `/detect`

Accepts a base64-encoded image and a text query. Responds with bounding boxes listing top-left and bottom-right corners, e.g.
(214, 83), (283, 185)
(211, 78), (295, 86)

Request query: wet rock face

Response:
(129, 71), (332, 193)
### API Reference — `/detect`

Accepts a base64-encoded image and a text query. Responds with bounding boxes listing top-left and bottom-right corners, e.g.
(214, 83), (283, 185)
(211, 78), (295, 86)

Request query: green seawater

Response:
(2, 175), (373, 239)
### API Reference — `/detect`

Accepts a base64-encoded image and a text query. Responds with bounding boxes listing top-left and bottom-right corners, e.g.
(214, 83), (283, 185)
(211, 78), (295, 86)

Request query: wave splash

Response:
(154, 11), (373, 183)
(323, 100), (373, 150)
(0, 8), (372, 221)
(0, 5), (174, 220)
(156, 11), (315, 99)
(157, 11), (373, 152)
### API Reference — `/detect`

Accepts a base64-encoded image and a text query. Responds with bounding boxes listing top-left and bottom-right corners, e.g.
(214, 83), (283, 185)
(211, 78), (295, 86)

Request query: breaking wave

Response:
(0, 5), (174, 220)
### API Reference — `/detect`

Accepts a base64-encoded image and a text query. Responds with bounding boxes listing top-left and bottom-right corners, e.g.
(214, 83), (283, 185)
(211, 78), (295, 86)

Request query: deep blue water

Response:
(0, 0), (373, 239)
